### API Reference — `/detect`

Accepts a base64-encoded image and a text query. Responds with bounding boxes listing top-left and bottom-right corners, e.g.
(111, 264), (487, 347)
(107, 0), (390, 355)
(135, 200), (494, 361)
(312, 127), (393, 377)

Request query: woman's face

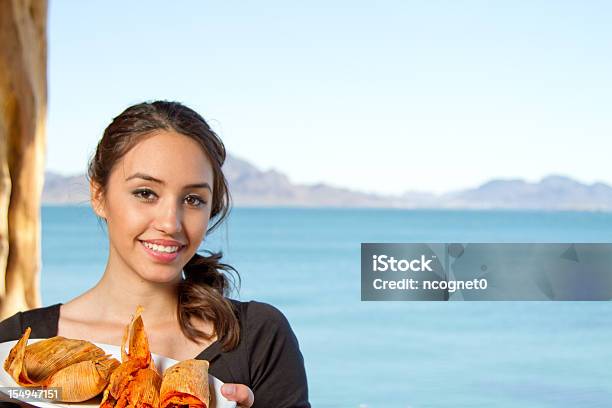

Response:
(92, 130), (214, 284)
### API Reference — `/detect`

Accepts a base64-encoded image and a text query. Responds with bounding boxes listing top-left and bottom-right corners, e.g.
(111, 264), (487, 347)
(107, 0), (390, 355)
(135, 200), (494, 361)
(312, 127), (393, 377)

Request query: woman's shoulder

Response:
(229, 298), (292, 326)
(223, 299), (310, 407)
(227, 298), (298, 348)
(0, 303), (62, 342)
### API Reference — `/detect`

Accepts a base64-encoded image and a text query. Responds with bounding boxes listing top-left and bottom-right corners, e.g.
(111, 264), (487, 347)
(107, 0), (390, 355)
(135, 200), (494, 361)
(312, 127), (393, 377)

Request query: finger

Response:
(220, 383), (255, 407)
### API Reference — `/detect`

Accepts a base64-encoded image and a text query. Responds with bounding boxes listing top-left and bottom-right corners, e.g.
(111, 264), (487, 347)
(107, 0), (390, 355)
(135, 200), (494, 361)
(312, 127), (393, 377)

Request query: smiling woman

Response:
(0, 101), (311, 408)
(89, 127), (218, 291)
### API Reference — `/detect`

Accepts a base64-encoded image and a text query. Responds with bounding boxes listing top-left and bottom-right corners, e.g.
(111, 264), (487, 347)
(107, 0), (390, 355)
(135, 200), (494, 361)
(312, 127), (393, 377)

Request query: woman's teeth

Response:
(142, 241), (180, 253)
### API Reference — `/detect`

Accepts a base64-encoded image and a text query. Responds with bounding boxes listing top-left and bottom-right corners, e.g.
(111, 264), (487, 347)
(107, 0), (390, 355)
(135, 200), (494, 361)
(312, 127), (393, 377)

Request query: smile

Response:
(142, 241), (180, 253)
(139, 240), (185, 263)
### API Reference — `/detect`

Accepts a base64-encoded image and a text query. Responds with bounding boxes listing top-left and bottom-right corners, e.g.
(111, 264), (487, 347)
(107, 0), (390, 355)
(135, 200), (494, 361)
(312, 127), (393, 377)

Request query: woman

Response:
(0, 101), (310, 408)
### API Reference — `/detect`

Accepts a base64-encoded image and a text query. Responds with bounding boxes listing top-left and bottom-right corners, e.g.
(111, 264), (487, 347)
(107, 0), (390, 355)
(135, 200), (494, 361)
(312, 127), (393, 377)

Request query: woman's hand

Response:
(220, 383), (255, 408)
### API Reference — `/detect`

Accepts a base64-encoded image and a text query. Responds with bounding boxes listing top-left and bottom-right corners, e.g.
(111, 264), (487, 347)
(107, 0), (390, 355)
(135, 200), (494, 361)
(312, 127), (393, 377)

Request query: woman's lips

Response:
(139, 240), (185, 263)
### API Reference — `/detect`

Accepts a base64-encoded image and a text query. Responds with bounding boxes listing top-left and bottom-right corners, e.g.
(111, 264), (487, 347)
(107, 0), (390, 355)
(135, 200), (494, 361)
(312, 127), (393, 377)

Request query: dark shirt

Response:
(0, 299), (310, 408)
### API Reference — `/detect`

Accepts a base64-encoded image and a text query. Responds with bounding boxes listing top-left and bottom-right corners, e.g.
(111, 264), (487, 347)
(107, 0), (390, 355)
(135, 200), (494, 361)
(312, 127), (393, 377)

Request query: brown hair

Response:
(88, 101), (240, 352)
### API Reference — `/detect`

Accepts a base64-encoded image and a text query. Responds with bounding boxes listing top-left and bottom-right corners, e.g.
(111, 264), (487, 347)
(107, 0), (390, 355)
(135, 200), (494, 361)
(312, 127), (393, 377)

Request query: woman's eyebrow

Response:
(125, 172), (212, 192)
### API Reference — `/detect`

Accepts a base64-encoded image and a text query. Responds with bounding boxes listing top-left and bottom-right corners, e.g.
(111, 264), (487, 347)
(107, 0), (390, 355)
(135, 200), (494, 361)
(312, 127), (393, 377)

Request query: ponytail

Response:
(179, 252), (240, 352)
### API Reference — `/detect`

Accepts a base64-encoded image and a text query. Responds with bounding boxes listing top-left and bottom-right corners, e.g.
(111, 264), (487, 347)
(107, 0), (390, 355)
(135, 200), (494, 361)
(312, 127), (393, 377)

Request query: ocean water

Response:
(40, 207), (612, 407)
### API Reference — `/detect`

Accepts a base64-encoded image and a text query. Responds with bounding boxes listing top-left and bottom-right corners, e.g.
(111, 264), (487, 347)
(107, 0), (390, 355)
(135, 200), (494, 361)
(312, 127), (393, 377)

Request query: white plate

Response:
(0, 339), (236, 408)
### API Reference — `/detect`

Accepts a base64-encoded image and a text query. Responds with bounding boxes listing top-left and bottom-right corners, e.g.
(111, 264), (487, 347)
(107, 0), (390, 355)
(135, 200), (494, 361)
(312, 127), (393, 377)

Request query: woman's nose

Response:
(154, 201), (183, 234)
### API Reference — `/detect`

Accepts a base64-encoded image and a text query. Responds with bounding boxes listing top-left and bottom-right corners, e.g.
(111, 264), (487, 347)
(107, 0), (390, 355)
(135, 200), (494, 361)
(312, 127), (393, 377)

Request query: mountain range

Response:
(42, 155), (612, 211)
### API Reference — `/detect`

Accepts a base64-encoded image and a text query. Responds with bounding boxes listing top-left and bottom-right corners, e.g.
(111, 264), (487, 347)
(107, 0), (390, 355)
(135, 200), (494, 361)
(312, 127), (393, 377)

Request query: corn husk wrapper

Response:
(121, 306), (153, 367)
(3, 327), (120, 402)
(160, 359), (210, 408)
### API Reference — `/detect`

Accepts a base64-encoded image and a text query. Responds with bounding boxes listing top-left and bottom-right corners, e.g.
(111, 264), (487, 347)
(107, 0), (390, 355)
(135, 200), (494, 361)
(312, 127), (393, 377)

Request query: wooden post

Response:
(0, 0), (47, 319)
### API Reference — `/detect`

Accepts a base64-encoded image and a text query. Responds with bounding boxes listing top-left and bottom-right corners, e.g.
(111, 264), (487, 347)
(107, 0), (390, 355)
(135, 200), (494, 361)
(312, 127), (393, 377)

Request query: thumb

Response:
(221, 383), (255, 407)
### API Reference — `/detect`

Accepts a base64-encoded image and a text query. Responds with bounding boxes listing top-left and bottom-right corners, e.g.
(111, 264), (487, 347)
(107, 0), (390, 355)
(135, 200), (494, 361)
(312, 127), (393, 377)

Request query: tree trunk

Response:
(0, 0), (47, 319)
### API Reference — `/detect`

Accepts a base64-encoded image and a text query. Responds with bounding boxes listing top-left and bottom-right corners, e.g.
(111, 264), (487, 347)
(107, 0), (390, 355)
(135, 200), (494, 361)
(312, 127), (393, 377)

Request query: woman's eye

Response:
(185, 195), (206, 207)
(132, 189), (157, 202)
(131, 190), (204, 207)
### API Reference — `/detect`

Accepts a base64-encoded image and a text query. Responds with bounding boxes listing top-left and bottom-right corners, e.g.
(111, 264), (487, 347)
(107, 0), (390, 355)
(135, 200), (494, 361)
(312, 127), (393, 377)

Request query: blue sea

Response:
(41, 207), (612, 408)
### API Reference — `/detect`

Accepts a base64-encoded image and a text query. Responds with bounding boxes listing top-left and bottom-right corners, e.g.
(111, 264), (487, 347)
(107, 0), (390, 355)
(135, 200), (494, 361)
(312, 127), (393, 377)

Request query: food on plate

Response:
(100, 305), (162, 408)
(3, 327), (120, 402)
(2, 305), (215, 407)
(160, 359), (210, 408)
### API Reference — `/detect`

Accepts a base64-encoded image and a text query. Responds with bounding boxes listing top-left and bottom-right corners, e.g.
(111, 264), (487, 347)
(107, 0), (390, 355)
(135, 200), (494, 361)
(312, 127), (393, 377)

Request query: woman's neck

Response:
(82, 261), (182, 329)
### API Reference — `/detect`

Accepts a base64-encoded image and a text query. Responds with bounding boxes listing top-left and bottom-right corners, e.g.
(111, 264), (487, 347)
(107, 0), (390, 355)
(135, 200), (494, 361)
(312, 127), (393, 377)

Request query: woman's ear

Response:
(90, 180), (107, 219)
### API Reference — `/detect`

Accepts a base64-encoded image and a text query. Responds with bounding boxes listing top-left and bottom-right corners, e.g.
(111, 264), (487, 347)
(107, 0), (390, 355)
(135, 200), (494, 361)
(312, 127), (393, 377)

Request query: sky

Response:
(46, 1), (612, 195)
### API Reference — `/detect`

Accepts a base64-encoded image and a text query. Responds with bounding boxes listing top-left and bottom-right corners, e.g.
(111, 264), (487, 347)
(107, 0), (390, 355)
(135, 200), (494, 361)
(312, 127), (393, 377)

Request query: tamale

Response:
(101, 366), (162, 408)
(159, 360), (210, 408)
(100, 305), (162, 408)
(3, 327), (121, 402)
(44, 356), (120, 402)
(23, 334), (107, 381)
(104, 358), (148, 402)
(127, 368), (163, 408)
